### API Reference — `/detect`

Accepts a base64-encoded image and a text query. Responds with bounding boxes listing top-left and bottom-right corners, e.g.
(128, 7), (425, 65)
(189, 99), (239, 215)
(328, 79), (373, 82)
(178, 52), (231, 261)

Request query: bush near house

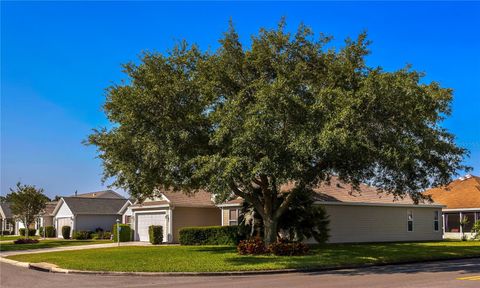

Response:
(268, 239), (310, 256)
(44, 226), (56, 238)
(19, 228), (36, 237)
(92, 231), (112, 240)
(237, 238), (268, 255)
(62, 226), (71, 239)
(72, 231), (94, 240)
(13, 238), (39, 244)
(112, 224), (131, 242)
(179, 226), (242, 245)
(148, 225), (163, 244)
(39, 226), (55, 237)
(1, 230), (12, 235)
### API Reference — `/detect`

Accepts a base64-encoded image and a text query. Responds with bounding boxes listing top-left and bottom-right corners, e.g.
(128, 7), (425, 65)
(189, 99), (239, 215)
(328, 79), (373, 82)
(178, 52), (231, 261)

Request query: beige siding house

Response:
(130, 191), (221, 243)
(219, 177), (444, 243)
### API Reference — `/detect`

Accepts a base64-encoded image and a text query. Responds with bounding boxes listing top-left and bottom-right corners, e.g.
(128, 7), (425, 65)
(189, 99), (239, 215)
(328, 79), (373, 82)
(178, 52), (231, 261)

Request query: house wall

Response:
(43, 216), (54, 227)
(319, 204), (443, 243)
(75, 215), (121, 232)
(172, 207), (221, 242)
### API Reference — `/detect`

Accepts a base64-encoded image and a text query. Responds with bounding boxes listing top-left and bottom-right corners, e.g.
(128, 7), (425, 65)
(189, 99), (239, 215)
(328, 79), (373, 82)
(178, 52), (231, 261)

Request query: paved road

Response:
(1, 258), (479, 288)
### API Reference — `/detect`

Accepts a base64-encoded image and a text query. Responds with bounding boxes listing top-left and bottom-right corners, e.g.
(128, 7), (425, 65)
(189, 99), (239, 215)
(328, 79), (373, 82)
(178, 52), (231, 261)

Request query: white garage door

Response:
(136, 212), (167, 242)
(56, 217), (72, 238)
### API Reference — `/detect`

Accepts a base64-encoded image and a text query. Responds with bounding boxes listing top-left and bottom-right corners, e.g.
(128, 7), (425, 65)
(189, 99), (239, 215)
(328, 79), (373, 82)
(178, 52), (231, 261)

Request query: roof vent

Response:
(465, 174), (472, 179)
(459, 176), (465, 181)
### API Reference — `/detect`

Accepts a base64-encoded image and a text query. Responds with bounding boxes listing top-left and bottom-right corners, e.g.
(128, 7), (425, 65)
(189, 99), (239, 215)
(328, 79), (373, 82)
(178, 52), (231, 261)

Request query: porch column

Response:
(459, 211), (463, 235)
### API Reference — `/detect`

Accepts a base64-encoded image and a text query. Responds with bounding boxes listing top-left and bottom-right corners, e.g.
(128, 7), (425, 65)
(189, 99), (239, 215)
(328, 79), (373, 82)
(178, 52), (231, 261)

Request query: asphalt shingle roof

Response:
(62, 197), (128, 215)
(0, 202), (13, 218)
(425, 175), (480, 209)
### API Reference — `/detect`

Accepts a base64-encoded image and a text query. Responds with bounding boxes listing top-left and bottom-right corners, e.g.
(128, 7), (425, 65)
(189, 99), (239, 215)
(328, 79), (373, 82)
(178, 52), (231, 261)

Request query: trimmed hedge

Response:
(179, 226), (241, 245)
(39, 226), (56, 238)
(149, 225), (163, 244)
(19, 228), (36, 236)
(1, 230), (12, 235)
(72, 230), (93, 240)
(113, 224), (131, 242)
(62, 226), (71, 239)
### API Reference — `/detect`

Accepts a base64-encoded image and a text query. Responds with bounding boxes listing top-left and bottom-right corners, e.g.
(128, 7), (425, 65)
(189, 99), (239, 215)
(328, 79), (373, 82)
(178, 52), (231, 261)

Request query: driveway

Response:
(1, 258), (479, 288)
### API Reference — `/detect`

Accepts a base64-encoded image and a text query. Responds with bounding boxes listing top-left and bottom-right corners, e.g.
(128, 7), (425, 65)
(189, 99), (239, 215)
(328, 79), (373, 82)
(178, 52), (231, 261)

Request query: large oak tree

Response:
(88, 21), (468, 244)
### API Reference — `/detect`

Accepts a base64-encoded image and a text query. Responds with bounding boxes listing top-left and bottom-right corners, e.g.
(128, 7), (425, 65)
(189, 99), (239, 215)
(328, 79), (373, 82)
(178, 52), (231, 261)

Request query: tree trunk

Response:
(263, 216), (278, 246)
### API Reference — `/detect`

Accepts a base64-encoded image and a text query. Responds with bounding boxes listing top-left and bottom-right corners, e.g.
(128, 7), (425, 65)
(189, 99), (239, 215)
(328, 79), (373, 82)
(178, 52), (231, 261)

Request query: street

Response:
(1, 258), (479, 288)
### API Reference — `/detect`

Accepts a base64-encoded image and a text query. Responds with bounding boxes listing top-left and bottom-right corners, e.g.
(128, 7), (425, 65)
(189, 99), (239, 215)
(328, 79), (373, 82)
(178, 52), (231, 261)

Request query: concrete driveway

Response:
(1, 258), (479, 288)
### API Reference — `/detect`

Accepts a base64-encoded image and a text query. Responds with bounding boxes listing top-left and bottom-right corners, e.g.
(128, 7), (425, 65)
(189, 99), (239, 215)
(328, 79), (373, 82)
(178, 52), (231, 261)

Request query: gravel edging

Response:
(2, 255), (480, 276)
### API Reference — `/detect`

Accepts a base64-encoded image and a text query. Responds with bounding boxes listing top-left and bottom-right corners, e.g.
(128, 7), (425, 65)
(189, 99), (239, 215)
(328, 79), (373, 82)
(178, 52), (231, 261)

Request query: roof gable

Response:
(61, 197), (129, 215)
(73, 190), (125, 199)
(425, 175), (480, 209)
(0, 203), (12, 218)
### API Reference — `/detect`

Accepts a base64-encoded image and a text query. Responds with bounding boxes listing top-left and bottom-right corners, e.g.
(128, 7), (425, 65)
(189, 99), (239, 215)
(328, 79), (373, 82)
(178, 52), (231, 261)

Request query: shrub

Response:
(237, 238), (268, 255)
(179, 226), (241, 245)
(112, 224), (131, 242)
(2, 230), (11, 235)
(44, 226), (56, 238)
(72, 230), (93, 240)
(14, 238), (39, 244)
(92, 231), (112, 240)
(62, 226), (71, 239)
(38, 226), (55, 237)
(268, 239), (310, 256)
(19, 228), (36, 236)
(149, 225), (163, 244)
(471, 220), (480, 240)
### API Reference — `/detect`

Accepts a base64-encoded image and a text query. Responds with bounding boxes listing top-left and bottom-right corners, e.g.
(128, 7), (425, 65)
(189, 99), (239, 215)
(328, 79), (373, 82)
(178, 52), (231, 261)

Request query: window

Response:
(124, 215), (132, 224)
(229, 209), (239, 226)
(461, 213), (475, 233)
(407, 210), (414, 232)
(434, 211), (440, 231)
(445, 213), (460, 232)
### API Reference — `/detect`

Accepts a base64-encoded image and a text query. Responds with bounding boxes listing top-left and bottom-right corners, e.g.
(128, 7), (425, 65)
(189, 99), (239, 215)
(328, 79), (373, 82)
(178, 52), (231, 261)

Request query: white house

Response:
(52, 190), (131, 237)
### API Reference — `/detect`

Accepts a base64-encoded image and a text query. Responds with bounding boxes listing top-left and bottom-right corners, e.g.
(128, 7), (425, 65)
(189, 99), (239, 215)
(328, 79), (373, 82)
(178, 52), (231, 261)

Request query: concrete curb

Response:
(2, 255), (479, 277)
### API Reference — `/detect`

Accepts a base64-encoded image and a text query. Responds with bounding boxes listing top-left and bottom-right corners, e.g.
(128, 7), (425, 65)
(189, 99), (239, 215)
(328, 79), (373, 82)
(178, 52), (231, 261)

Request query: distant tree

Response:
(53, 195), (62, 201)
(9, 183), (48, 239)
(88, 20), (469, 244)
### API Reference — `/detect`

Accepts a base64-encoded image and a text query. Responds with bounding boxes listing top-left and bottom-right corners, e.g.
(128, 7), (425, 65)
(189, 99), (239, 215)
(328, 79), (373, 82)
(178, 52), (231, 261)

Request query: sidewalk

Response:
(0, 241), (151, 257)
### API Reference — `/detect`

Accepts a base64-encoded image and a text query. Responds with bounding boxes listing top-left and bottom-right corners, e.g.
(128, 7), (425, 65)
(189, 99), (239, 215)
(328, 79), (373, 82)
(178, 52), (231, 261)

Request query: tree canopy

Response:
(9, 182), (48, 238)
(88, 20), (468, 243)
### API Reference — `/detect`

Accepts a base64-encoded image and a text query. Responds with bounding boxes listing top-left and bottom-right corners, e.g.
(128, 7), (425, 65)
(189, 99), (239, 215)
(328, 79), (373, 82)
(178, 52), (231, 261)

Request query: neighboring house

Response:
(33, 201), (58, 235)
(0, 203), (16, 234)
(130, 191), (220, 242)
(52, 190), (131, 238)
(425, 174), (480, 239)
(219, 177), (444, 243)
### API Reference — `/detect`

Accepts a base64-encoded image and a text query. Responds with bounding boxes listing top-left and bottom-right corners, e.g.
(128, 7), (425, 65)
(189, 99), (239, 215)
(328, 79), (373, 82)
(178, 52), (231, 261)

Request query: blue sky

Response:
(1, 1), (479, 199)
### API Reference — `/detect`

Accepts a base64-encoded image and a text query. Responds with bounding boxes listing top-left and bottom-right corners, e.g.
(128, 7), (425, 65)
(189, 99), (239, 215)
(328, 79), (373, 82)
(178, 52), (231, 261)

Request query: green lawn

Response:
(0, 239), (112, 252)
(7, 241), (480, 272)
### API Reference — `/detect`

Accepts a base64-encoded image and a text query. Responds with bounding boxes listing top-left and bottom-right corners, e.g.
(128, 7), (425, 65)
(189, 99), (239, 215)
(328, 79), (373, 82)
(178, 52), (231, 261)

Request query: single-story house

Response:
(129, 191), (221, 242)
(0, 203), (16, 235)
(424, 174), (480, 239)
(33, 201), (58, 235)
(52, 190), (131, 238)
(219, 177), (444, 243)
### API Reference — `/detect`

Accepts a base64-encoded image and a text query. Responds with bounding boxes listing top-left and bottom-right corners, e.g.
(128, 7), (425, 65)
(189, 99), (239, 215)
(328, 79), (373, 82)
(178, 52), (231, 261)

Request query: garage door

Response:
(56, 217), (72, 238)
(136, 213), (167, 242)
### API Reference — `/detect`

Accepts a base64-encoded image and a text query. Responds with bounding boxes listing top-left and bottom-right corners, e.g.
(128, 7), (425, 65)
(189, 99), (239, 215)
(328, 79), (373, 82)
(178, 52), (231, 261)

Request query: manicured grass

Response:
(0, 239), (112, 251)
(7, 241), (480, 272)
